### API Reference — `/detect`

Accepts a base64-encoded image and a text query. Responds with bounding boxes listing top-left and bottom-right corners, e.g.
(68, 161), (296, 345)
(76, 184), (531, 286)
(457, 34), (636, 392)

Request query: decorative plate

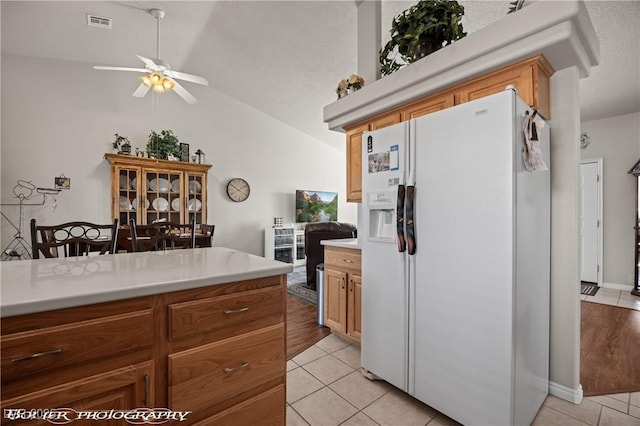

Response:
(188, 180), (202, 194)
(171, 198), (180, 211)
(171, 179), (180, 192)
(131, 198), (149, 210)
(119, 196), (130, 210)
(119, 177), (129, 190)
(130, 177), (149, 190)
(187, 198), (202, 212)
(150, 178), (170, 192)
(152, 197), (169, 212)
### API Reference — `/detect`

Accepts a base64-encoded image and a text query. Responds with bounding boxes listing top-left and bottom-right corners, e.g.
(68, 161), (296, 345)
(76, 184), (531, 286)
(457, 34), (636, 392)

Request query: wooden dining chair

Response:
(195, 224), (215, 248)
(129, 218), (195, 252)
(30, 219), (119, 259)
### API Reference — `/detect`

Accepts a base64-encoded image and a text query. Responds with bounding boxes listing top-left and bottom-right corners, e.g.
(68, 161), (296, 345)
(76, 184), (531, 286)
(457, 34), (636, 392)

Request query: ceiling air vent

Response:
(87, 14), (112, 29)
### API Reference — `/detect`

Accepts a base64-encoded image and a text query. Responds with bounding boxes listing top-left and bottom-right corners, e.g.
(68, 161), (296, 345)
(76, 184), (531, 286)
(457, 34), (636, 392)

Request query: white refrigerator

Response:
(361, 90), (550, 426)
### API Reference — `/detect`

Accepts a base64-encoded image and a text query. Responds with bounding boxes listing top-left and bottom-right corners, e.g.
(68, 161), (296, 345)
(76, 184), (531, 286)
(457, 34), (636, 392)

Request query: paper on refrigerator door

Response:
(367, 144), (400, 174)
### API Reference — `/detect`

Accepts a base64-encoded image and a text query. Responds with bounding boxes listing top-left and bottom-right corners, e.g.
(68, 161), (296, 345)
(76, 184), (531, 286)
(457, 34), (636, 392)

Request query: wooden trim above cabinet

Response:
(105, 154), (212, 173)
(343, 55), (554, 203)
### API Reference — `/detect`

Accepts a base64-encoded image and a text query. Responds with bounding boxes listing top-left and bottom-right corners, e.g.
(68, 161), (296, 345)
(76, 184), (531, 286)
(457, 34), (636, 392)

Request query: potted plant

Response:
(336, 79), (349, 99)
(113, 133), (131, 154)
(146, 130), (181, 160)
(347, 74), (365, 92)
(379, 0), (466, 76)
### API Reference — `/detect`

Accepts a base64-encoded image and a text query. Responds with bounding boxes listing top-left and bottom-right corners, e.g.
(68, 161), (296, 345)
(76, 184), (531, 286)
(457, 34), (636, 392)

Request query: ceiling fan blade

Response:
(165, 70), (209, 86)
(94, 66), (148, 73)
(136, 55), (160, 70)
(172, 80), (197, 104)
(132, 82), (151, 98)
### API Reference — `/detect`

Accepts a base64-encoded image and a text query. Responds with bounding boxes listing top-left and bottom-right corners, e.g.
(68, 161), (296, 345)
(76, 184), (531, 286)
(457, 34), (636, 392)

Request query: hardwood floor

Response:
(581, 300), (640, 396)
(286, 294), (330, 360)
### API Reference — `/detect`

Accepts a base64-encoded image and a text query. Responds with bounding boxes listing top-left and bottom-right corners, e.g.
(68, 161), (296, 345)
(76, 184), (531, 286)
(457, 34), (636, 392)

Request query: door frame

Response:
(580, 158), (603, 286)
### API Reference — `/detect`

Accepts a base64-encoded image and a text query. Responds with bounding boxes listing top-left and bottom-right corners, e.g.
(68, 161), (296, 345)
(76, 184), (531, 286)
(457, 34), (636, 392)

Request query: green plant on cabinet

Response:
(379, 0), (466, 76)
(147, 130), (181, 160)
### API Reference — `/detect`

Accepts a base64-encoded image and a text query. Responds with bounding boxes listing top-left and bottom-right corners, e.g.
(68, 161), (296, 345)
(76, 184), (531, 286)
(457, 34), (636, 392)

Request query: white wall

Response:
(0, 54), (357, 257)
(581, 112), (640, 287)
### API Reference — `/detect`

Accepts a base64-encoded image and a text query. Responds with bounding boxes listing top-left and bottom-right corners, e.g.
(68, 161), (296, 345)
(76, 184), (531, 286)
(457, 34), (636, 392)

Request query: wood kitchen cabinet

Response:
(0, 299), (155, 425)
(1, 362), (153, 426)
(346, 124), (368, 202)
(324, 246), (362, 342)
(343, 55), (553, 202)
(105, 154), (211, 226)
(1, 274), (286, 425)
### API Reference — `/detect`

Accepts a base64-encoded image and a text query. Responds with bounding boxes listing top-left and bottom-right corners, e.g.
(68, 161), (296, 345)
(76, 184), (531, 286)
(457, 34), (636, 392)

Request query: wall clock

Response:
(226, 178), (250, 202)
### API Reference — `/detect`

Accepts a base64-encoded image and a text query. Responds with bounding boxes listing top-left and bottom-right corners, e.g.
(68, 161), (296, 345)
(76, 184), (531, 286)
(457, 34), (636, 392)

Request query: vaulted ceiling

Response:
(2, 1), (638, 149)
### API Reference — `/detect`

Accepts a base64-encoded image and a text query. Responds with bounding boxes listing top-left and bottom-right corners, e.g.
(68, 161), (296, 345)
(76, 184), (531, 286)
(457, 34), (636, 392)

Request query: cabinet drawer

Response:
(324, 247), (361, 272)
(1, 310), (152, 382)
(168, 286), (283, 341)
(169, 324), (285, 414)
(192, 385), (285, 426)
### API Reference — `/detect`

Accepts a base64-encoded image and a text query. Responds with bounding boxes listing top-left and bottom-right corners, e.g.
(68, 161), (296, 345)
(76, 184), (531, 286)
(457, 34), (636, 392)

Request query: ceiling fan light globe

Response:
(149, 73), (162, 84)
(140, 75), (152, 87)
(152, 84), (166, 93)
(162, 78), (175, 91)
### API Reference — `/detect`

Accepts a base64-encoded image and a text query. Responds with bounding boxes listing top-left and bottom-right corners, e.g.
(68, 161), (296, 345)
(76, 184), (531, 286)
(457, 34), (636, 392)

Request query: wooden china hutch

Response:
(105, 154), (211, 227)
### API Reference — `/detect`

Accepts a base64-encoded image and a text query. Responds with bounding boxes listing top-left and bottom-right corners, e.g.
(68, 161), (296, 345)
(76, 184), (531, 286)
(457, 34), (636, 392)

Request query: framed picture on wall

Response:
(180, 143), (190, 162)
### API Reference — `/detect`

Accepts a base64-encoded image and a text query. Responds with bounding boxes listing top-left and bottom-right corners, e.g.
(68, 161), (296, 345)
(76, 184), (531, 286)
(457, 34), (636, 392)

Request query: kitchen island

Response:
(1, 247), (291, 425)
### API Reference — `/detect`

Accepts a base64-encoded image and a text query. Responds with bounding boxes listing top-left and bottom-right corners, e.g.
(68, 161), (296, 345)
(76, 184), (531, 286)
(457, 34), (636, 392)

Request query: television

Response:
(295, 190), (338, 223)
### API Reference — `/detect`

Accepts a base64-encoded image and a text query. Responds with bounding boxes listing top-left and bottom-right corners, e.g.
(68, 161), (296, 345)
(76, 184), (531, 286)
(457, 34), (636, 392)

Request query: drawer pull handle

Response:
(223, 361), (250, 374)
(223, 307), (249, 315)
(11, 348), (63, 363)
(343, 259), (353, 263)
(143, 374), (149, 407)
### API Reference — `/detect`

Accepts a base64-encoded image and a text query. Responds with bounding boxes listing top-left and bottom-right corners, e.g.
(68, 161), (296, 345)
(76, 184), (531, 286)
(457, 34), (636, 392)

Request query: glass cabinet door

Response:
(186, 172), (206, 227)
(144, 170), (182, 224)
(117, 167), (140, 227)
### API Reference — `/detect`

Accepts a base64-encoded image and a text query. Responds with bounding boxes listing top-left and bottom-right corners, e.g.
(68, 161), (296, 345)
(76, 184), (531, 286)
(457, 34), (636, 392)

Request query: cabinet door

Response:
(455, 56), (552, 118)
(1, 361), (153, 426)
(324, 268), (347, 333)
(185, 171), (207, 227)
(347, 274), (362, 342)
(402, 93), (455, 121)
(169, 324), (284, 416)
(193, 385), (284, 426)
(346, 124), (368, 203)
(143, 169), (182, 224)
(114, 166), (141, 227)
(370, 112), (401, 130)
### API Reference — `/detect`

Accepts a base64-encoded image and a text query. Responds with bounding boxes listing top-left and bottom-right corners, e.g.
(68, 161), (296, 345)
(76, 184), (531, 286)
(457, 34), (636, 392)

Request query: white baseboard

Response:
(602, 282), (634, 291)
(549, 381), (583, 404)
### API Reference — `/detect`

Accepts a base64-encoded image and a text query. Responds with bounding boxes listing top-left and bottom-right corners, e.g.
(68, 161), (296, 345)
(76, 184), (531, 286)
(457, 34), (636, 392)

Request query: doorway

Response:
(580, 159), (603, 285)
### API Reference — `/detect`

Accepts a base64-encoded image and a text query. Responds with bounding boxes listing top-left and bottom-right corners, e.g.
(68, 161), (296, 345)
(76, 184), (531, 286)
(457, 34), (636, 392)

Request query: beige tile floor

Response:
(581, 286), (640, 311)
(287, 333), (640, 426)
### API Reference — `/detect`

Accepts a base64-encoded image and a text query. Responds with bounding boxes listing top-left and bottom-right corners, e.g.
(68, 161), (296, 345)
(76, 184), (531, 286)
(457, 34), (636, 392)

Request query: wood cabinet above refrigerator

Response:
(343, 55), (553, 202)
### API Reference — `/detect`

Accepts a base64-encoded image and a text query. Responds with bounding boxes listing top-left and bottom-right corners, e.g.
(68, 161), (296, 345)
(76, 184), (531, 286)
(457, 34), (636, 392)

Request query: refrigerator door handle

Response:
(397, 184), (407, 252)
(406, 185), (416, 255)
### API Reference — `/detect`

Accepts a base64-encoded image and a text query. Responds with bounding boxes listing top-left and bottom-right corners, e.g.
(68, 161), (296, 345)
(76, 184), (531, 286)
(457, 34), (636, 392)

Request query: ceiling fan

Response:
(93, 8), (208, 104)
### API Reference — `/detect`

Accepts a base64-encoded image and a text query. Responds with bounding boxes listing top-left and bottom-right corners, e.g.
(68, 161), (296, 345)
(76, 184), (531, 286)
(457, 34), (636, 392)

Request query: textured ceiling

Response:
(2, 1), (638, 150)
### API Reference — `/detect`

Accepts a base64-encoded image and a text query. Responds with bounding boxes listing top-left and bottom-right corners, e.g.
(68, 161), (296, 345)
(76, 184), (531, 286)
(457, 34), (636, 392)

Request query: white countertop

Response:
(0, 247), (292, 318)
(321, 238), (361, 250)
